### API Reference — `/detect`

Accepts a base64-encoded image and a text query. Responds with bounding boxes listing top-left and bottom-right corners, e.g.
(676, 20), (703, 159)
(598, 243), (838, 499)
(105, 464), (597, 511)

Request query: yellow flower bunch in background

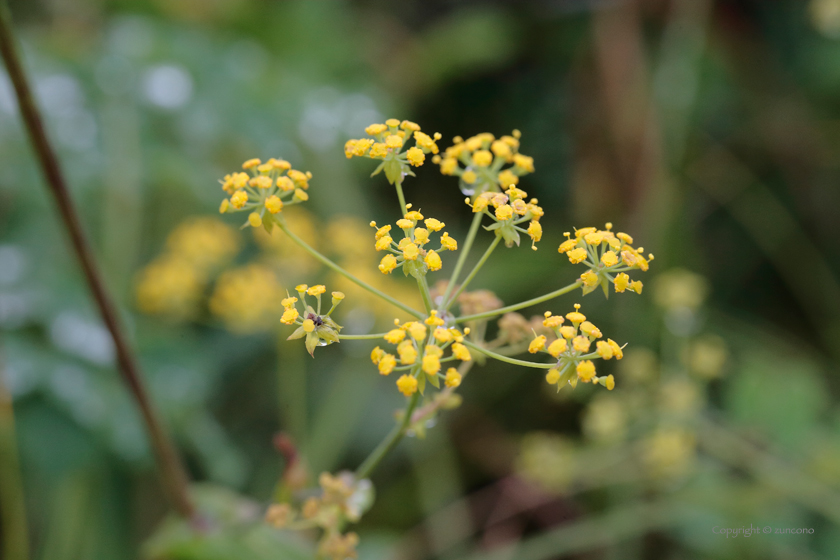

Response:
(372, 206), (457, 278)
(468, 185), (544, 249)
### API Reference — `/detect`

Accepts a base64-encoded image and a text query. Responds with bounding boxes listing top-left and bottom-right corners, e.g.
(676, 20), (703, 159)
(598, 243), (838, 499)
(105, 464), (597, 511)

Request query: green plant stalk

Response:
(456, 280), (582, 323)
(0, 363), (29, 560)
(394, 179), (409, 215)
(417, 276), (434, 314)
(0, 0), (195, 520)
(462, 340), (555, 369)
(277, 220), (423, 319)
(355, 387), (421, 480)
(339, 333), (389, 340)
(444, 235), (501, 310)
(441, 212), (484, 308)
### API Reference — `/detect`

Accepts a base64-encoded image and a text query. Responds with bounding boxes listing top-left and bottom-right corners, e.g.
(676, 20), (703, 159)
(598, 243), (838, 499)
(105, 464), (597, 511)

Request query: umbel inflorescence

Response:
(216, 119), (652, 559)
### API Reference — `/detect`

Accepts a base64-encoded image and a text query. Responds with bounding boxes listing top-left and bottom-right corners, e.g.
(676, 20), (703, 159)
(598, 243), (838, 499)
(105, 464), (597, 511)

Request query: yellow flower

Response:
(413, 228), (430, 245)
(397, 340), (418, 364)
(385, 134), (403, 149)
(546, 368), (561, 385)
(604, 374), (615, 390)
(219, 199), (230, 213)
(248, 212), (262, 228)
(408, 322), (427, 341)
(396, 218), (414, 229)
(440, 157), (458, 175)
(445, 368), (462, 388)
(406, 147), (425, 166)
(495, 204), (513, 221)
(529, 335), (547, 353)
(365, 123), (388, 136)
(462, 170), (477, 184)
(434, 328), (453, 343)
(379, 254), (398, 274)
(547, 338), (567, 358)
(277, 176), (294, 191)
(558, 238), (577, 253)
(231, 190), (248, 209)
(596, 340), (613, 359)
(379, 354), (397, 375)
(631, 280), (644, 294)
(303, 319), (315, 333)
(425, 250), (442, 271)
(573, 336), (591, 353)
(452, 342), (471, 361)
(567, 248), (587, 264)
(414, 131), (440, 153)
(242, 158), (261, 169)
(543, 314), (563, 328)
(280, 308), (299, 324)
(425, 311), (445, 326)
(402, 243), (420, 261)
(614, 273), (630, 293)
(371, 346), (385, 364)
(423, 352), (441, 375)
(440, 232), (458, 251)
(580, 321), (601, 338)
(566, 304), (586, 324)
(265, 196), (283, 214)
(601, 251), (618, 267)
(527, 221), (542, 247)
(607, 339), (623, 359)
(375, 235), (393, 251)
(472, 150), (493, 167)
(576, 360), (596, 382)
(559, 326), (576, 339)
(307, 285), (326, 296)
(513, 154), (534, 172)
(293, 188), (309, 202)
(397, 374), (418, 396)
(424, 218), (444, 231)
(581, 270), (598, 287)
(281, 296), (298, 307)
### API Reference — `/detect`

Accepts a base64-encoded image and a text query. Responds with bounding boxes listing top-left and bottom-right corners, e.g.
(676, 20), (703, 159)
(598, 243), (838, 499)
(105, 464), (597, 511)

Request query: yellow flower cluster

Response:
(265, 471), (364, 560)
(528, 304), (623, 391)
(219, 157), (312, 230)
(434, 130), (534, 195)
(467, 186), (544, 249)
(281, 285), (345, 356)
(209, 264), (284, 333)
(136, 218), (240, 320)
(345, 119), (441, 185)
(558, 223), (652, 296)
(371, 205), (458, 277)
(370, 312), (471, 396)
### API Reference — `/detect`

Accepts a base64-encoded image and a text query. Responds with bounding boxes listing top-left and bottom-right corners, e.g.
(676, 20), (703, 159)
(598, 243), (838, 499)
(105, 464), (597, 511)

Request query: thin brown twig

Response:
(0, 2), (195, 519)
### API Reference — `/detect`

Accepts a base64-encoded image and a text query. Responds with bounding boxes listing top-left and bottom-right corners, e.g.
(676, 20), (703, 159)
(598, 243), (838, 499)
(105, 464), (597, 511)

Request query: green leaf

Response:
(428, 372), (440, 389)
(286, 327), (306, 340)
(417, 372), (426, 395)
(305, 332), (319, 356)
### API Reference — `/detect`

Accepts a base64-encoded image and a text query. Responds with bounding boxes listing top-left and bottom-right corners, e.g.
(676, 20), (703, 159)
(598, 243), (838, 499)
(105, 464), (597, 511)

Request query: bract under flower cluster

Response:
(529, 304), (623, 391)
(370, 312), (471, 395)
(219, 157), (312, 232)
(468, 186), (544, 249)
(344, 119), (441, 185)
(282, 284), (345, 356)
(372, 206), (457, 278)
(558, 223), (653, 296)
(434, 130), (534, 196)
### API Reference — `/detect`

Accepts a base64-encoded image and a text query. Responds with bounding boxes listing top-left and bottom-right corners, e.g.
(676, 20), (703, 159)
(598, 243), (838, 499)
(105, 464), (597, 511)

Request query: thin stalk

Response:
(339, 333), (389, 340)
(394, 180), (409, 215)
(355, 389), (421, 480)
(0, 1), (195, 519)
(278, 220), (423, 319)
(440, 211), (484, 307)
(444, 235), (501, 310)
(0, 356), (29, 560)
(462, 340), (555, 369)
(456, 281), (582, 324)
(417, 276), (433, 314)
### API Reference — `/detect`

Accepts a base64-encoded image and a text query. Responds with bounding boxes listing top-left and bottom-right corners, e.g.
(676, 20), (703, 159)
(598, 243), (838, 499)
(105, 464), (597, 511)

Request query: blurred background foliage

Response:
(2, 0), (840, 558)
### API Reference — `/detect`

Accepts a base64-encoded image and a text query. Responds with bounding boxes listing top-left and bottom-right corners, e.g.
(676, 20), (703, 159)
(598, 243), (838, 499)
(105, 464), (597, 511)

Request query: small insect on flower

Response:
(282, 284), (345, 356)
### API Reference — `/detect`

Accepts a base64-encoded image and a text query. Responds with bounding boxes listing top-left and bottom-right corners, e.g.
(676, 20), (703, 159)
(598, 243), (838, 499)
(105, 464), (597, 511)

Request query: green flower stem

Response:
(394, 179), (408, 215)
(440, 211), (484, 308)
(355, 388), (421, 480)
(444, 235), (501, 310)
(277, 220), (424, 319)
(338, 333), (389, 340)
(456, 280), (583, 324)
(462, 340), (556, 369)
(418, 276), (434, 314)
